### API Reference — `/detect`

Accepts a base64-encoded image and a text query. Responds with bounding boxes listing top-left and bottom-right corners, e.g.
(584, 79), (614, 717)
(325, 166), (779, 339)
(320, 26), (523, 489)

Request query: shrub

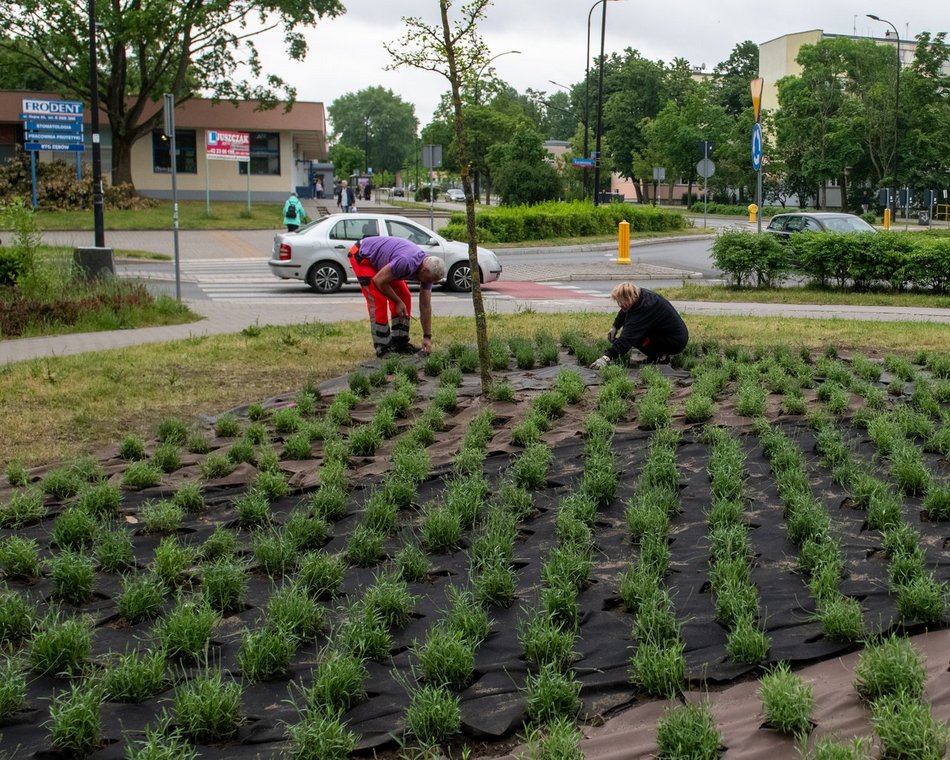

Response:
(415, 627), (475, 689)
(711, 230), (789, 287)
(49, 682), (102, 755)
(52, 506), (98, 549)
(524, 664), (581, 723)
(0, 535), (41, 579)
(30, 614), (91, 676)
(0, 488), (46, 528)
(758, 662), (814, 736)
(239, 627), (296, 682)
(49, 549), (95, 604)
(872, 692), (948, 760)
(0, 591), (36, 645)
(404, 684), (461, 745)
(201, 558), (248, 613)
(174, 671), (242, 743)
(0, 655), (26, 719)
(286, 711), (358, 759)
(117, 574), (166, 623)
(655, 701), (721, 760)
(156, 600), (217, 662)
(102, 648), (166, 703)
(122, 460), (163, 489)
(854, 635), (926, 702)
(306, 649), (368, 714)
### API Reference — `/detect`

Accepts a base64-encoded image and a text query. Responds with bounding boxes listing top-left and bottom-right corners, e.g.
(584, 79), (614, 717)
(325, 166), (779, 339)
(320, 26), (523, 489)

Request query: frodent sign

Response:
(21, 99), (85, 152)
(206, 130), (250, 161)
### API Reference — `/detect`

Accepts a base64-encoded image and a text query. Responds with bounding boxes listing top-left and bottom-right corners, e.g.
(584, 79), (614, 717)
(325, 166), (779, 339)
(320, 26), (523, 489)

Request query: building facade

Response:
(0, 91), (331, 202)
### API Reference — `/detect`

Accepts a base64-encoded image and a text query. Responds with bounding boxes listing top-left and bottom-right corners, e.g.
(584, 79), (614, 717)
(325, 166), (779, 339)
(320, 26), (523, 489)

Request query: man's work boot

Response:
(391, 341), (419, 355)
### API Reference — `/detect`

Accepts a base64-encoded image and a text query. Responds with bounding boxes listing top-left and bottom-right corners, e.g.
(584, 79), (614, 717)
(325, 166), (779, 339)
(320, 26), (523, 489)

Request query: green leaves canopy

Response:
(0, 0), (345, 187)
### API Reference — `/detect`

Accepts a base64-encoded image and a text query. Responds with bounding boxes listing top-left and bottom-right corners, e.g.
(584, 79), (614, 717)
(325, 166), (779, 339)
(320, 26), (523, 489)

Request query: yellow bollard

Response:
(617, 220), (630, 264)
(747, 203), (758, 224)
(883, 207), (891, 230)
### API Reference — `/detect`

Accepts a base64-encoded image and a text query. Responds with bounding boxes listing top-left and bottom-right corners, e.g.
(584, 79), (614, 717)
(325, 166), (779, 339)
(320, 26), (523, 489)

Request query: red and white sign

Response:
(206, 130), (250, 161)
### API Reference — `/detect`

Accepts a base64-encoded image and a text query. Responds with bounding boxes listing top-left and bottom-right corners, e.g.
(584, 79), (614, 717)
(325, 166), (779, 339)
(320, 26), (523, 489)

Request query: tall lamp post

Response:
(472, 49), (520, 203)
(587, 0), (624, 206)
(867, 13), (900, 223)
(88, 0), (105, 247)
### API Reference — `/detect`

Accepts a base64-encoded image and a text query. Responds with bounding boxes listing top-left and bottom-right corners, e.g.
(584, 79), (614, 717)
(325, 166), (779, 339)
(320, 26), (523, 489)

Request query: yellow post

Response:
(617, 219), (630, 264)
(883, 207), (892, 230)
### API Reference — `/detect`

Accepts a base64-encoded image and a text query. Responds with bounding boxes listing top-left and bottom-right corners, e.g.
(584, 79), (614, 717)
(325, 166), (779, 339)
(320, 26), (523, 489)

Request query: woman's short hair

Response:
(611, 282), (641, 306)
(424, 256), (446, 282)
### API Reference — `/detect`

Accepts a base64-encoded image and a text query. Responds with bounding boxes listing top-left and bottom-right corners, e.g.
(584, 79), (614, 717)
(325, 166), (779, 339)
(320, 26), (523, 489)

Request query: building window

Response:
(152, 129), (197, 173)
(239, 131), (280, 175)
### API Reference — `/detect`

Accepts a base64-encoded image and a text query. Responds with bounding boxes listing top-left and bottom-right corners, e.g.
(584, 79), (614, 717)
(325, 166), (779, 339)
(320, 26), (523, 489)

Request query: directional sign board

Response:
(572, 158), (594, 168)
(752, 123), (763, 172)
(21, 99), (84, 154)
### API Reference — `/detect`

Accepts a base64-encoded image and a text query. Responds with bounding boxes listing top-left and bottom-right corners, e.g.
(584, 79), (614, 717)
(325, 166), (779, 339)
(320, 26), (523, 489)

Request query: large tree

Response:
(487, 124), (561, 205)
(0, 0), (344, 188)
(712, 41), (759, 116)
(327, 87), (418, 176)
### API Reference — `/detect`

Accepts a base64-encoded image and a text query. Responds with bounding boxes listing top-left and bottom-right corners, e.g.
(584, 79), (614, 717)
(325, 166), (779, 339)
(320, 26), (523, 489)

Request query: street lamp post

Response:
(88, 0), (105, 247)
(867, 14), (901, 224)
(587, 0), (623, 206)
(472, 49), (520, 204)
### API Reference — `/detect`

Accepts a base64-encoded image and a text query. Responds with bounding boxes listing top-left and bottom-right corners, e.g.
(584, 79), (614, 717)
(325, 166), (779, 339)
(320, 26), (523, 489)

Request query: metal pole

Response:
(88, 0), (105, 247)
(164, 94), (181, 301)
(30, 151), (37, 209)
(583, 1), (597, 202)
(867, 15), (900, 224)
(205, 150), (210, 216)
(592, 0), (607, 206)
(756, 165), (763, 234)
(703, 140), (708, 229)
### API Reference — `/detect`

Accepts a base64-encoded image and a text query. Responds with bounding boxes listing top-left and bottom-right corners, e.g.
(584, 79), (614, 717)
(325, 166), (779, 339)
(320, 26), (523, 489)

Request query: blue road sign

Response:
(751, 123), (763, 171)
(26, 131), (84, 143)
(24, 142), (84, 152)
(26, 119), (84, 133)
(571, 158), (594, 168)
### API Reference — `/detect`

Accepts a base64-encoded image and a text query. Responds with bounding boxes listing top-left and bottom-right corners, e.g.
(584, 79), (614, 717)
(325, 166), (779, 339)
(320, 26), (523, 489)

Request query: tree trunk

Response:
(110, 131), (135, 188)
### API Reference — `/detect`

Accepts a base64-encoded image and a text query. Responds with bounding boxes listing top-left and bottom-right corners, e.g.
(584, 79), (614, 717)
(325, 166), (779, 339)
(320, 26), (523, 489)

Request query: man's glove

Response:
(590, 355), (610, 370)
(607, 328), (617, 342)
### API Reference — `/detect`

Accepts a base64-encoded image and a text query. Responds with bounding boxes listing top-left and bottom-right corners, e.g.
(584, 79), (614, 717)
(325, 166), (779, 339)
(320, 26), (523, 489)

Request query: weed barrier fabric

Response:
(0, 355), (948, 757)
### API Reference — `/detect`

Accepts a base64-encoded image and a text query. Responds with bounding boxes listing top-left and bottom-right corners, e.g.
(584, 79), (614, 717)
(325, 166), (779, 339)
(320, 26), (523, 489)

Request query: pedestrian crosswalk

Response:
(118, 259), (615, 305)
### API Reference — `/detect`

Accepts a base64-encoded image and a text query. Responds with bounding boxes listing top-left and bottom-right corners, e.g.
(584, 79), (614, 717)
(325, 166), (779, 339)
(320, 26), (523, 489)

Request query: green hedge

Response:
(710, 231), (789, 287)
(688, 202), (782, 218)
(439, 201), (686, 244)
(713, 230), (950, 292)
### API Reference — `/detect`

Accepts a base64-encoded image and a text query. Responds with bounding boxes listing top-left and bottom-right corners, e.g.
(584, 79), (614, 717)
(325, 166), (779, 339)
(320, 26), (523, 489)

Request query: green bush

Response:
(440, 200), (685, 244)
(711, 230), (789, 287)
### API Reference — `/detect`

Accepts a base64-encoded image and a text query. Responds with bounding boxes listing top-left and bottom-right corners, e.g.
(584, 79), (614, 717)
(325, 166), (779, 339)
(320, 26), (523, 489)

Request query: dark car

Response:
(765, 212), (876, 240)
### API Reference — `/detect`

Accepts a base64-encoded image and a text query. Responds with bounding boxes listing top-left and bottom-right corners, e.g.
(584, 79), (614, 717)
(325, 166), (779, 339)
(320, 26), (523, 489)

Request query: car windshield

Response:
(822, 216), (875, 233)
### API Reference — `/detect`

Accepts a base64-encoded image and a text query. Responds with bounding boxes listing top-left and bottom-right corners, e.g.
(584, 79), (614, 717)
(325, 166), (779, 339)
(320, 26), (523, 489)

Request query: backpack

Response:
(286, 202), (297, 220)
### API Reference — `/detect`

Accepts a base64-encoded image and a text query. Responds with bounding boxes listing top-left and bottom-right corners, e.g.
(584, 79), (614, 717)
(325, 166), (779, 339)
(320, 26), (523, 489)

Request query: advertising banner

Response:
(206, 130), (250, 161)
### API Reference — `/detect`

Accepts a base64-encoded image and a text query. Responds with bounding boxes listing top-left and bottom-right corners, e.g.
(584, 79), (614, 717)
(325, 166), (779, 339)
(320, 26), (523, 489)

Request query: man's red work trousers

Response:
(348, 248), (411, 356)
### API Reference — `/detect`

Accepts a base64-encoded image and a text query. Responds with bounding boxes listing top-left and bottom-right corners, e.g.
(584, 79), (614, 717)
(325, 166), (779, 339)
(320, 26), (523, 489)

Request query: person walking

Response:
(336, 180), (356, 213)
(590, 282), (689, 369)
(282, 191), (306, 232)
(348, 236), (447, 357)
(315, 179), (324, 199)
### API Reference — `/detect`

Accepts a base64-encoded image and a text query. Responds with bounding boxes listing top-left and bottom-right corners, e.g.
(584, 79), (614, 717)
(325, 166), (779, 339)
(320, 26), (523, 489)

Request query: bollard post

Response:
(883, 208), (891, 230)
(617, 219), (630, 264)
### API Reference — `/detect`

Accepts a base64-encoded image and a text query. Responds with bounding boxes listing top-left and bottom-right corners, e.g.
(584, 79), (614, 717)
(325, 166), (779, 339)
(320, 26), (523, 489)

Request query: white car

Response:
(268, 213), (502, 294)
(445, 188), (466, 202)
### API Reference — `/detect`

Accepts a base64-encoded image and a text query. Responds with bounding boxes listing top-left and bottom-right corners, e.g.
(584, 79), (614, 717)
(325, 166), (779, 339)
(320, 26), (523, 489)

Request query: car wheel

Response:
(306, 261), (345, 293)
(446, 261), (476, 292)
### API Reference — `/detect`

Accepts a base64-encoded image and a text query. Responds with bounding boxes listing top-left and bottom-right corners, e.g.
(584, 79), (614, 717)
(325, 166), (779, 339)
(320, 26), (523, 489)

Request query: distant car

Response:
(269, 213), (502, 294)
(765, 212), (877, 240)
(445, 188), (466, 202)
(391, 186), (405, 197)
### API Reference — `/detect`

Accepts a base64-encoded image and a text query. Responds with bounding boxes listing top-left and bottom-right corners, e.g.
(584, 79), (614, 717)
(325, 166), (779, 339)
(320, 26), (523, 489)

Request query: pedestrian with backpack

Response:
(283, 191), (306, 231)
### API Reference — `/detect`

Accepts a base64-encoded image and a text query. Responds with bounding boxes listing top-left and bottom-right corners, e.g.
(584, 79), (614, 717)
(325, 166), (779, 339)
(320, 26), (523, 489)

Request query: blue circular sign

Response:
(751, 123), (763, 171)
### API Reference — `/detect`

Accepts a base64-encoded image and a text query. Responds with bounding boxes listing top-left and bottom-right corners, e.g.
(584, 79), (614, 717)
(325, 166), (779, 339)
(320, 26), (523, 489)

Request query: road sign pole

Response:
(164, 93), (181, 301)
(703, 141), (708, 230)
(30, 151), (37, 210)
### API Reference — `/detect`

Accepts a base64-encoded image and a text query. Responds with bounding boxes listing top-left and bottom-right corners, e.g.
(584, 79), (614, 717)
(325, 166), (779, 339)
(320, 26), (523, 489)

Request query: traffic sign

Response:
(572, 158), (594, 168)
(696, 158), (715, 178)
(752, 123), (763, 171)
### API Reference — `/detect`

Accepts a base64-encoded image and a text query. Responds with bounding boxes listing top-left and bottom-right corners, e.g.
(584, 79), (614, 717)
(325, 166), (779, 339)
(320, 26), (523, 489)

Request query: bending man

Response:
(348, 236), (446, 357)
(590, 282), (688, 369)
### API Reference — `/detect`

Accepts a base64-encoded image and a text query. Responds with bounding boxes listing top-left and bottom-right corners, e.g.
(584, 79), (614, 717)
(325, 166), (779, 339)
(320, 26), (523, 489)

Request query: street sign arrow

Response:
(752, 123), (763, 172)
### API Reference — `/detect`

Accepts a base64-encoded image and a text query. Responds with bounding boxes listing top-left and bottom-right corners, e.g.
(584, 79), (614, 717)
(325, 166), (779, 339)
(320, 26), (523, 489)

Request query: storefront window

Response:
(238, 131), (280, 176)
(152, 129), (197, 173)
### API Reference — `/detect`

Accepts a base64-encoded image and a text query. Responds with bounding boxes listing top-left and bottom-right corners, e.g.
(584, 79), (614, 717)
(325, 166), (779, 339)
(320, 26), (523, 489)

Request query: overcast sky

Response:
(269, 1), (950, 132)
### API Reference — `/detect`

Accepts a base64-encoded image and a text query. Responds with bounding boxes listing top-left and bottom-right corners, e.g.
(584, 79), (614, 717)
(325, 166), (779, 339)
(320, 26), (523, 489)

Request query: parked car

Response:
(391, 186), (405, 197)
(269, 213), (502, 294)
(445, 188), (466, 202)
(765, 212), (877, 240)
